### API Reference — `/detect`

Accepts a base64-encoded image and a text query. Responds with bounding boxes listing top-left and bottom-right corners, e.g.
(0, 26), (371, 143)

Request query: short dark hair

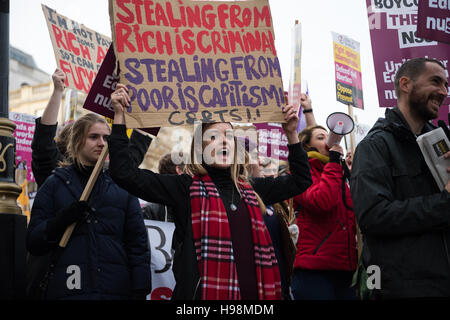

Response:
(394, 57), (446, 97)
(158, 152), (185, 174)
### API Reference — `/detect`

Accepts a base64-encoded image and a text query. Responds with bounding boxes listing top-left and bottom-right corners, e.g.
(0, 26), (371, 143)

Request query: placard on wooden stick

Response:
(42, 4), (112, 95)
(109, 0), (285, 128)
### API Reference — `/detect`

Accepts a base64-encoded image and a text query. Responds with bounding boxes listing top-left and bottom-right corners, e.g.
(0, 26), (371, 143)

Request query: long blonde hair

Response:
(185, 122), (266, 214)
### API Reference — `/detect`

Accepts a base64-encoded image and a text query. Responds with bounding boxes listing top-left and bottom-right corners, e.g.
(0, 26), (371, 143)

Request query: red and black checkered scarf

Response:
(190, 174), (282, 300)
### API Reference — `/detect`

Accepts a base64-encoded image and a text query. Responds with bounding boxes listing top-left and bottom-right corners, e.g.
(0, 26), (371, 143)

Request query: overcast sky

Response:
(9, 0), (386, 128)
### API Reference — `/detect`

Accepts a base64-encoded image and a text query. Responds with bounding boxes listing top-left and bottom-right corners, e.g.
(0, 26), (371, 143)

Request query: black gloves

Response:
(46, 201), (91, 242)
(329, 150), (342, 163)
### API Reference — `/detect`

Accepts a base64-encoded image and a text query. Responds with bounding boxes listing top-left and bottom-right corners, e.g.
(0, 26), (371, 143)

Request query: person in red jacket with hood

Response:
(291, 124), (357, 300)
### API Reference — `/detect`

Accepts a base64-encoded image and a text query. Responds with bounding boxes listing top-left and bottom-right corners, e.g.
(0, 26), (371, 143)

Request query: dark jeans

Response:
(291, 269), (356, 300)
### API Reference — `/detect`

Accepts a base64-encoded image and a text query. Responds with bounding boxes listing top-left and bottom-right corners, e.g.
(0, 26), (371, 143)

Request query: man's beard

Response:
(409, 86), (440, 121)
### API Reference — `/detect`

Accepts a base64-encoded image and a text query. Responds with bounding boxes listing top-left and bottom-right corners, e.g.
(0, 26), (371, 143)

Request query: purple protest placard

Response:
(83, 45), (160, 135)
(417, 0), (450, 44)
(366, 0), (450, 124)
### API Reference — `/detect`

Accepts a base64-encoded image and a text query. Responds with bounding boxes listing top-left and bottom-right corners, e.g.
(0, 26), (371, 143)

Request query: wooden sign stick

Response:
(59, 145), (109, 248)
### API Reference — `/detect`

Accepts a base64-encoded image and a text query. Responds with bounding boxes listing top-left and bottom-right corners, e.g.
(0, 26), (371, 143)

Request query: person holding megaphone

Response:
(290, 94), (358, 300)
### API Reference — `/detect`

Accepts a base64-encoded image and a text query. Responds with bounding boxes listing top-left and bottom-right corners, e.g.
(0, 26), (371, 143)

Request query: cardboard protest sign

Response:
(417, 0), (450, 44)
(365, 0), (450, 110)
(42, 4), (112, 95)
(109, 0), (285, 128)
(332, 32), (364, 109)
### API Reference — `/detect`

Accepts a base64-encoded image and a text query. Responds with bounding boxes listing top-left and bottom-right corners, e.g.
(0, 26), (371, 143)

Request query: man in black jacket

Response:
(350, 57), (450, 299)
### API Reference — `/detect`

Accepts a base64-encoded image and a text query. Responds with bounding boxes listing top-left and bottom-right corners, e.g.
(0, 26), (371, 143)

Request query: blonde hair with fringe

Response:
(185, 122), (266, 214)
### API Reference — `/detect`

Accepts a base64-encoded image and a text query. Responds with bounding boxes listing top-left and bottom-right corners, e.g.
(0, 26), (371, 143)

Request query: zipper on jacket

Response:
(313, 231), (332, 255)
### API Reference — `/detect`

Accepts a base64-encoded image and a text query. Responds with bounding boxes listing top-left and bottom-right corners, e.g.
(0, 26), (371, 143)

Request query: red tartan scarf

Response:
(190, 174), (282, 300)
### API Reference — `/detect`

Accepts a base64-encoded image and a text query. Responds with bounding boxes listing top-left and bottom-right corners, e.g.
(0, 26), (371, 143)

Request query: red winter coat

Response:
(293, 156), (357, 272)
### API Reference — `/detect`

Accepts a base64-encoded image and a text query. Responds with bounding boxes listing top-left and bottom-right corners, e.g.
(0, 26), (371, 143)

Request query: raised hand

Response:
(52, 68), (66, 93)
(282, 104), (300, 145)
(111, 84), (131, 125)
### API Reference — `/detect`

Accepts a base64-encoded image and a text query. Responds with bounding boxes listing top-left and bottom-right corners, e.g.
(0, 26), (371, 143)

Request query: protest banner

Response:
(365, 0), (450, 124)
(345, 121), (371, 149)
(109, 0), (285, 128)
(417, 0), (450, 44)
(254, 122), (289, 162)
(42, 4), (112, 95)
(10, 112), (36, 183)
(144, 219), (175, 300)
(332, 32), (364, 110)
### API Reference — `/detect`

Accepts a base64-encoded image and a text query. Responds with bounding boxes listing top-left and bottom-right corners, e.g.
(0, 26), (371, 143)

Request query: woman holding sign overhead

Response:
(108, 84), (312, 300)
(26, 113), (151, 300)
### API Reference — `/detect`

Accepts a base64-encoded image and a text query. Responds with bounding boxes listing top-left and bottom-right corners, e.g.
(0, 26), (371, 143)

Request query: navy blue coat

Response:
(26, 165), (151, 300)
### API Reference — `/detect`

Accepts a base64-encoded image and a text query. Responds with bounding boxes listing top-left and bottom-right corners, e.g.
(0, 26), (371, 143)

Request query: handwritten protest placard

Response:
(109, 0), (285, 128)
(332, 32), (364, 109)
(42, 4), (112, 95)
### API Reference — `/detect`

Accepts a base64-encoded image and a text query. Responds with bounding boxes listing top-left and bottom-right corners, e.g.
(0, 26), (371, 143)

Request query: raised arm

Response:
(41, 69), (65, 125)
(31, 69), (66, 188)
(107, 84), (191, 211)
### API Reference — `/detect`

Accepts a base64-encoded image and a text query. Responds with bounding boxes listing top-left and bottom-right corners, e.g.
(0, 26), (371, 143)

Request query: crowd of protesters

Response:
(23, 57), (450, 300)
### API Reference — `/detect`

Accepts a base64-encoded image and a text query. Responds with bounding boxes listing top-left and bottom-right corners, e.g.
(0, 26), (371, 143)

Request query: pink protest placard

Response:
(10, 112), (36, 182)
(254, 122), (289, 162)
(417, 0), (450, 44)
